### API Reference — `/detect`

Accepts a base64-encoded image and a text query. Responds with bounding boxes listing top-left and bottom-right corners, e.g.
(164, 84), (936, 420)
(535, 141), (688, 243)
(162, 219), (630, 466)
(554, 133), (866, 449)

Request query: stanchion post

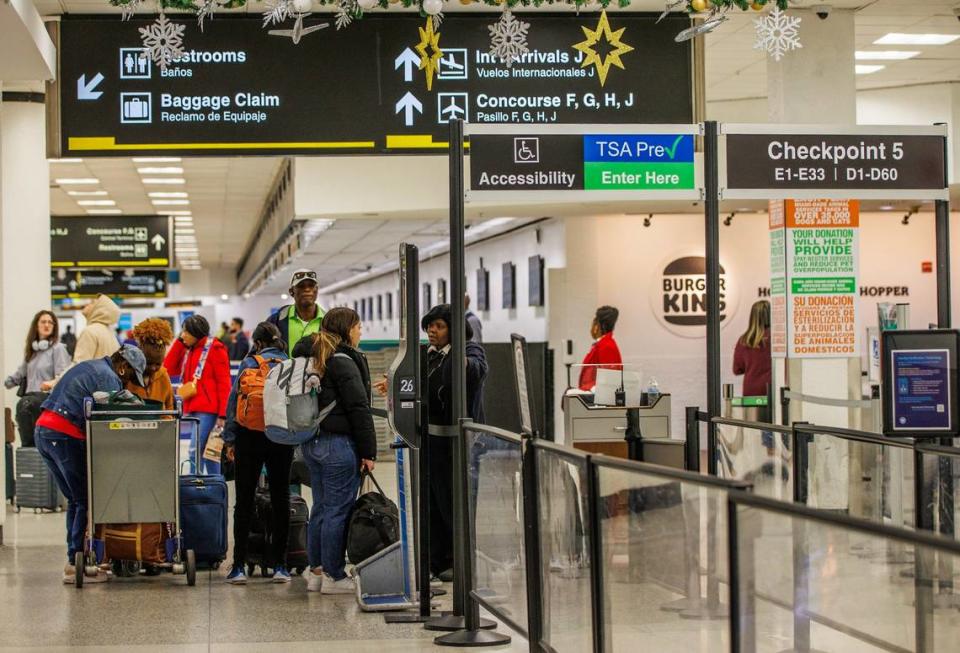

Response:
(586, 459), (605, 653)
(686, 406), (701, 473)
(704, 121), (721, 477)
(521, 441), (545, 651)
(780, 387), (791, 427)
(727, 498), (743, 653)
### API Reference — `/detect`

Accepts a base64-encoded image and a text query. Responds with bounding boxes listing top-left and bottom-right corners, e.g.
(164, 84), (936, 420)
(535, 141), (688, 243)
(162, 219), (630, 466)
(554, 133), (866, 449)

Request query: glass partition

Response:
(918, 446), (960, 537)
(466, 427), (527, 634)
(594, 460), (739, 653)
(715, 419), (793, 502)
(733, 495), (960, 653)
(534, 443), (593, 652)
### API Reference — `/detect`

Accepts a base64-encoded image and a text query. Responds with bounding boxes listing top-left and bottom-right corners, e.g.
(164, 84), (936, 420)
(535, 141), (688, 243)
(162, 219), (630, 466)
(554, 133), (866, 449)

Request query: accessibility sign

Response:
(466, 124), (700, 200)
(50, 216), (172, 267)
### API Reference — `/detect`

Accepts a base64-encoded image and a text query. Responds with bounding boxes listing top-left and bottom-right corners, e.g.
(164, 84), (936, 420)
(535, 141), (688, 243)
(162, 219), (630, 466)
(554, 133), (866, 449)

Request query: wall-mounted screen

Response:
(476, 268), (490, 312)
(882, 329), (959, 437)
(528, 255), (545, 307)
(502, 262), (516, 310)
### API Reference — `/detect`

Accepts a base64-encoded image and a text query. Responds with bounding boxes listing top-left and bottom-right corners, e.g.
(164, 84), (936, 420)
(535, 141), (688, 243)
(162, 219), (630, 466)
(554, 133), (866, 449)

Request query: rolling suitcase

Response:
(15, 447), (66, 513)
(179, 420), (228, 569)
(246, 483), (309, 575)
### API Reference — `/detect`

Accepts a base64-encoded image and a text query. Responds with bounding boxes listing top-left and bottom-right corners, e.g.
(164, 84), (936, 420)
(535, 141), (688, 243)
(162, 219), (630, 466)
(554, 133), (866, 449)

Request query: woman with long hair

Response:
(222, 322), (294, 585)
(734, 300), (772, 399)
(4, 311), (71, 447)
(129, 318), (176, 410)
(163, 315), (232, 474)
(303, 307), (377, 594)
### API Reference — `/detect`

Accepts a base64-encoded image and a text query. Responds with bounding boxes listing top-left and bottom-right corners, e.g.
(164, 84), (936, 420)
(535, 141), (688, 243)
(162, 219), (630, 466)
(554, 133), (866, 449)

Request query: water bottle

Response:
(646, 378), (661, 405)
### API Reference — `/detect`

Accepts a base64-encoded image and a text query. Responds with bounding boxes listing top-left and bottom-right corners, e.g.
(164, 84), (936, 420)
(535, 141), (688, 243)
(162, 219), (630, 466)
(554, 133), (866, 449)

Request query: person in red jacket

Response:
(163, 315), (231, 474)
(578, 306), (623, 391)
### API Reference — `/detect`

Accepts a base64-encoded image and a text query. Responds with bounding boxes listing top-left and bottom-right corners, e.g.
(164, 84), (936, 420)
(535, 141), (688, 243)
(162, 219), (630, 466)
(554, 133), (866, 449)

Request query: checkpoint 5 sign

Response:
(721, 125), (948, 200)
(467, 125), (700, 200)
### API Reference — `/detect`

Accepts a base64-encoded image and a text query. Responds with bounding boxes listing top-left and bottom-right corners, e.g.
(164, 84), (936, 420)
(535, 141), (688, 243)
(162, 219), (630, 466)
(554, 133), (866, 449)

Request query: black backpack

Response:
(347, 470), (399, 564)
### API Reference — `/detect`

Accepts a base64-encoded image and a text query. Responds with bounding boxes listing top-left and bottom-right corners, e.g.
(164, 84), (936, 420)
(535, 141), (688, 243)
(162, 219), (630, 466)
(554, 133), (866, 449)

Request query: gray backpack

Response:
(263, 355), (345, 445)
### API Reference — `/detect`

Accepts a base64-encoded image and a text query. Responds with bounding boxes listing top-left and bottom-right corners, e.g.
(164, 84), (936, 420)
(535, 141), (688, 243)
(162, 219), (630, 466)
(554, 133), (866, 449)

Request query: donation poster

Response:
(769, 201), (787, 357)
(778, 199), (860, 358)
(891, 349), (951, 431)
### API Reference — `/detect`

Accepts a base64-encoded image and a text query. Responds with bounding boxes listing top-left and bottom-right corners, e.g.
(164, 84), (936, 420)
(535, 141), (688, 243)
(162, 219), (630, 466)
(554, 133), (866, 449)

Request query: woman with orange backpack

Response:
(221, 322), (293, 585)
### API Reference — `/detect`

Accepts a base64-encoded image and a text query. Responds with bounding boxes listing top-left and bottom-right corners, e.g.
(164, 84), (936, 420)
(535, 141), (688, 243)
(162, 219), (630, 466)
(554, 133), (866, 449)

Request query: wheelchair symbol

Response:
(513, 137), (539, 164)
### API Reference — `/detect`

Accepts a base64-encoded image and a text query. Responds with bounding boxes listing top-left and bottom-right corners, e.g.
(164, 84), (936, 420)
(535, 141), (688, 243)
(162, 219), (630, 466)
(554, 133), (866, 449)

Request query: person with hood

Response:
(73, 294), (121, 363)
(420, 304), (487, 582)
(266, 269), (325, 357)
(163, 315), (232, 474)
(34, 346), (147, 583)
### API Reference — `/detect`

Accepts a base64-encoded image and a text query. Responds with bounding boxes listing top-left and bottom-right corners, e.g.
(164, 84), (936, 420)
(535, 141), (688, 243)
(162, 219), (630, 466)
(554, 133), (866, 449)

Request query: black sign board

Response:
(58, 14), (692, 156)
(528, 255), (545, 307)
(881, 329), (959, 437)
(503, 262), (516, 309)
(52, 269), (168, 298)
(51, 216), (171, 267)
(722, 127), (948, 200)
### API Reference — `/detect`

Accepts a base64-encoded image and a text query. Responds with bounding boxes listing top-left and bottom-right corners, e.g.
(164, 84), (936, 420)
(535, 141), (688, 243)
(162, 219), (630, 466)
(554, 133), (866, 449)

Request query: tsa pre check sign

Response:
(891, 349), (951, 431)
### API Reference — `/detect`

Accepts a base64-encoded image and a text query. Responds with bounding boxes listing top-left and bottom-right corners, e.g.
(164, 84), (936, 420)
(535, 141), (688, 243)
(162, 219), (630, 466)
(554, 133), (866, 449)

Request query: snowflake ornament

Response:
(139, 13), (186, 71)
(120, 0), (146, 21)
(196, 0), (220, 32)
(335, 0), (360, 30)
(262, 0), (294, 28)
(753, 7), (801, 62)
(489, 10), (529, 67)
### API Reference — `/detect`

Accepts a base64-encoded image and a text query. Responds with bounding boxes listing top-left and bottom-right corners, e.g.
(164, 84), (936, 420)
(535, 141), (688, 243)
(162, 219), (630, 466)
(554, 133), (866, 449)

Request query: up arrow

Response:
(151, 233), (166, 251)
(394, 48), (420, 83)
(395, 92), (423, 127)
(77, 73), (105, 101)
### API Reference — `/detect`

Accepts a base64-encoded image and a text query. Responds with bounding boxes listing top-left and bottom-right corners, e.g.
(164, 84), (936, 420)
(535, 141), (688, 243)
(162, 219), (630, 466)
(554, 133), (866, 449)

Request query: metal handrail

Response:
(712, 415), (792, 435)
(530, 437), (589, 462)
(793, 423), (915, 450)
(462, 420), (523, 445)
(914, 442), (960, 458)
(591, 452), (753, 492)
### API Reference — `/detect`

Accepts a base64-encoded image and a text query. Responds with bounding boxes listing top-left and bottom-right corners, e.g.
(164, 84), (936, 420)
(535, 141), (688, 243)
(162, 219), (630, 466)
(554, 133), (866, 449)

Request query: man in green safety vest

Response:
(266, 269), (326, 357)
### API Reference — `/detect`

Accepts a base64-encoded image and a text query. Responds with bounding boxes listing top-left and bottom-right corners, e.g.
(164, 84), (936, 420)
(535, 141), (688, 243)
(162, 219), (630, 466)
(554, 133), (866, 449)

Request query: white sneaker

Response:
(321, 573), (355, 595)
(306, 568), (324, 592)
(63, 563), (76, 584)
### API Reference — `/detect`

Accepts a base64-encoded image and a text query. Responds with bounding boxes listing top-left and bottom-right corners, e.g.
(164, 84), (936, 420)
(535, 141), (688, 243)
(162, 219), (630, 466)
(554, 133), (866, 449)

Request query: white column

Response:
(0, 95), (52, 518)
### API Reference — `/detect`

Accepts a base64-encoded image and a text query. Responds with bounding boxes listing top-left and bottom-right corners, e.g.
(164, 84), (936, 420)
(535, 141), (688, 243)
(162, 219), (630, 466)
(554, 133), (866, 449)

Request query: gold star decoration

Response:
(414, 17), (443, 92)
(572, 10), (635, 88)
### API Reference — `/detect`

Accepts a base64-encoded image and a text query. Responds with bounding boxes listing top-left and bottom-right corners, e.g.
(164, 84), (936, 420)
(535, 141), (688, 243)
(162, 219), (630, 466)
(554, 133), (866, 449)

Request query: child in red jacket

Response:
(164, 315), (231, 474)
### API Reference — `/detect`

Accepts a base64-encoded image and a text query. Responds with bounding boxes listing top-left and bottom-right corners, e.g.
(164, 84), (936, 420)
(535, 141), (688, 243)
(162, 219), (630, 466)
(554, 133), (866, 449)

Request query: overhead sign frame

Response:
(719, 123), (949, 201)
(465, 123), (703, 202)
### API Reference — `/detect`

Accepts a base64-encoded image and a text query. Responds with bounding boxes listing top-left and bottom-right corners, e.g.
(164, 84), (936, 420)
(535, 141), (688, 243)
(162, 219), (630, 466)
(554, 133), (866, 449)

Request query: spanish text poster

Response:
(769, 200), (787, 358)
(891, 349), (951, 431)
(785, 199), (860, 358)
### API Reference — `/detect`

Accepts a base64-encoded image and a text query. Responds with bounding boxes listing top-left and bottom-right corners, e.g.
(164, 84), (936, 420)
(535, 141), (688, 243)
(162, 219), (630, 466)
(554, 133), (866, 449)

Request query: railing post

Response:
(685, 406), (701, 473)
(586, 458), (606, 653)
(913, 446), (935, 652)
(780, 386), (791, 427)
(521, 441), (545, 652)
(727, 497), (744, 653)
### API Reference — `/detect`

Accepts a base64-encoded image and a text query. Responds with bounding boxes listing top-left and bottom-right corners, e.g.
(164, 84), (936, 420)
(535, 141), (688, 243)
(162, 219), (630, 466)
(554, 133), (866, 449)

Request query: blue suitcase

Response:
(180, 473), (228, 568)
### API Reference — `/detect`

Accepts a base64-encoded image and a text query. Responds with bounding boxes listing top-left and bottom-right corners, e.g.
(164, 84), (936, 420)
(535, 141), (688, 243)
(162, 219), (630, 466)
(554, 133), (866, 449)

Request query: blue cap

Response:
(118, 345), (147, 387)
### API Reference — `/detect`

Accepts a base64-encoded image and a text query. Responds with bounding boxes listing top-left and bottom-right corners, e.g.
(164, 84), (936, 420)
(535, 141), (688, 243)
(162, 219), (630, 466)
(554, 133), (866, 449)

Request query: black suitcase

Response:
(15, 447), (66, 513)
(5, 443), (14, 503)
(246, 486), (309, 576)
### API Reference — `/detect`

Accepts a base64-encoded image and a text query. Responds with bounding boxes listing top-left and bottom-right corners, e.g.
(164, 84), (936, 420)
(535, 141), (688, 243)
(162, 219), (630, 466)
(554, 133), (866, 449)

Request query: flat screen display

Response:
(882, 329), (959, 437)
(502, 262), (516, 310)
(528, 255), (545, 307)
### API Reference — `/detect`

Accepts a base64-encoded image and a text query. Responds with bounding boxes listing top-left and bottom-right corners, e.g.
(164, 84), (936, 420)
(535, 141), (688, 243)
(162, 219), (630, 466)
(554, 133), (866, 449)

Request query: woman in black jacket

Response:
(302, 307), (376, 594)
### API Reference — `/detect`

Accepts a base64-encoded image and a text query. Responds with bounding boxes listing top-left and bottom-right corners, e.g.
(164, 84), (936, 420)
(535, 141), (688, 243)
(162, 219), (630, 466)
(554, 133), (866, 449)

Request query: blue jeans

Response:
(186, 412), (220, 475)
(35, 427), (88, 562)
(302, 433), (360, 580)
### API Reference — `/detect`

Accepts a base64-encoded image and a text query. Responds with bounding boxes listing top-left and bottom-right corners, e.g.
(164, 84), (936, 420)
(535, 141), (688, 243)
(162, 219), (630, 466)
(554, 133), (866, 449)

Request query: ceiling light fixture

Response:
(874, 33), (960, 45)
(77, 200), (117, 206)
(152, 199), (190, 206)
(149, 191), (189, 198)
(50, 158), (84, 163)
(141, 178), (186, 185)
(855, 50), (920, 60)
(168, 211), (193, 217)
(855, 64), (886, 75)
(132, 157), (182, 163)
(55, 178), (100, 185)
(86, 209), (123, 215)
(137, 167), (184, 175)
(175, 228), (196, 234)
(67, 190), (109, 196)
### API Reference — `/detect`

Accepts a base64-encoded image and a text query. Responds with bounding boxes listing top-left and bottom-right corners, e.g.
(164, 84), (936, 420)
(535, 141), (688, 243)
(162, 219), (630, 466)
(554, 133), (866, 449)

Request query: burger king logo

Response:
(651, 255), (739, 337)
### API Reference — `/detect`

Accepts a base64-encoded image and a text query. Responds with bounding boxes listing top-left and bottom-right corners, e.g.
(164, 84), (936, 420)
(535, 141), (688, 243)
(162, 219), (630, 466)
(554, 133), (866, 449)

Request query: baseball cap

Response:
(118, 345), (147, 387)
(290, 269), (318, 288)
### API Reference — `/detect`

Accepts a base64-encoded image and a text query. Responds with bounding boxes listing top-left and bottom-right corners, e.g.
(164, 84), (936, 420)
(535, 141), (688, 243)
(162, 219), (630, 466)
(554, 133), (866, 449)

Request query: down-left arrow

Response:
(77, 73), (104, 101)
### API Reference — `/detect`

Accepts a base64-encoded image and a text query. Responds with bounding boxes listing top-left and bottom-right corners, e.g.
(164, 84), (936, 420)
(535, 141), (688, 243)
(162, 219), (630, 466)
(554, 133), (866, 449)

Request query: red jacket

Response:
(578, 332), (623, 391)
(163, 337), (232, 418)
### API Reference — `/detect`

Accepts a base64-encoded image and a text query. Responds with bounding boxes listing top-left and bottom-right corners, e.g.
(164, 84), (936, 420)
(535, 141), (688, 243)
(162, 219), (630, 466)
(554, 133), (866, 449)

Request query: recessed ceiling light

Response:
(141, 178), (186, 185)
(55, 178), (100, 185)
(874, 33), (960, 46)
(152, 199), (190, 206)
(77, 200), (117, 206)
(879, 205), (894, 210)
(855, 50), (920, 61)
(132, 157), (182, 163)
(149, 191), (189, 198)
(169, 211), (193, 217)
(86, 209), (122, 215)
(175, 228), (196, 234)
(137, 167), (184, 174)
(67, 190), (109, 197)
(50, 158), (84, 163)
(856, 65), (886, 75)
(220, 294), (229, 301)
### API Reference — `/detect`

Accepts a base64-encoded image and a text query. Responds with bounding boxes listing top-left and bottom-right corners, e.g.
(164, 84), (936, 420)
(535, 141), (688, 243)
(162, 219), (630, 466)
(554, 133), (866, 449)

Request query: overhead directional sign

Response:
(51, 216), (172, 267)
(721, 124), (949, 200)
(466, 124), (701, 201)
(57, 14), (692, 156)
(51, 269), (168, 299)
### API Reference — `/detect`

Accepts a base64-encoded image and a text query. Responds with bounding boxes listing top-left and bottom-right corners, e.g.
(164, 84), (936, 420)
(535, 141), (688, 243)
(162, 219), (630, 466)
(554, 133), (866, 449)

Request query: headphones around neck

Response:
(32, 340), (51, 352)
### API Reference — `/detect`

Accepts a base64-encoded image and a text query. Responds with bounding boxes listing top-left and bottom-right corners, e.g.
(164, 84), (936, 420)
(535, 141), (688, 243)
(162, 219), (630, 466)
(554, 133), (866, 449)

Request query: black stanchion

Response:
(521, 441), (545, 652)
(586, 460), (606, 653)
(727, 498), (745, 653)
(704, 120), (721, 478)
(432, 120), (509, 647)
(780, 387), (791, 428)
(685, 406), (701, 473)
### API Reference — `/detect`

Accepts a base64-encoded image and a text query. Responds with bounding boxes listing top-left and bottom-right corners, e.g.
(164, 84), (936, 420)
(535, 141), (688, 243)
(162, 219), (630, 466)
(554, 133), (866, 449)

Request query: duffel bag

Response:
(346, 470), (399, 564)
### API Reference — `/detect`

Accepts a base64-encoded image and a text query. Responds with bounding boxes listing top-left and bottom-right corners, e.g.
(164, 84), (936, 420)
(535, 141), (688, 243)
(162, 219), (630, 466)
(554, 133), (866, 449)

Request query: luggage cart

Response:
(75, 398), (196, 588)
